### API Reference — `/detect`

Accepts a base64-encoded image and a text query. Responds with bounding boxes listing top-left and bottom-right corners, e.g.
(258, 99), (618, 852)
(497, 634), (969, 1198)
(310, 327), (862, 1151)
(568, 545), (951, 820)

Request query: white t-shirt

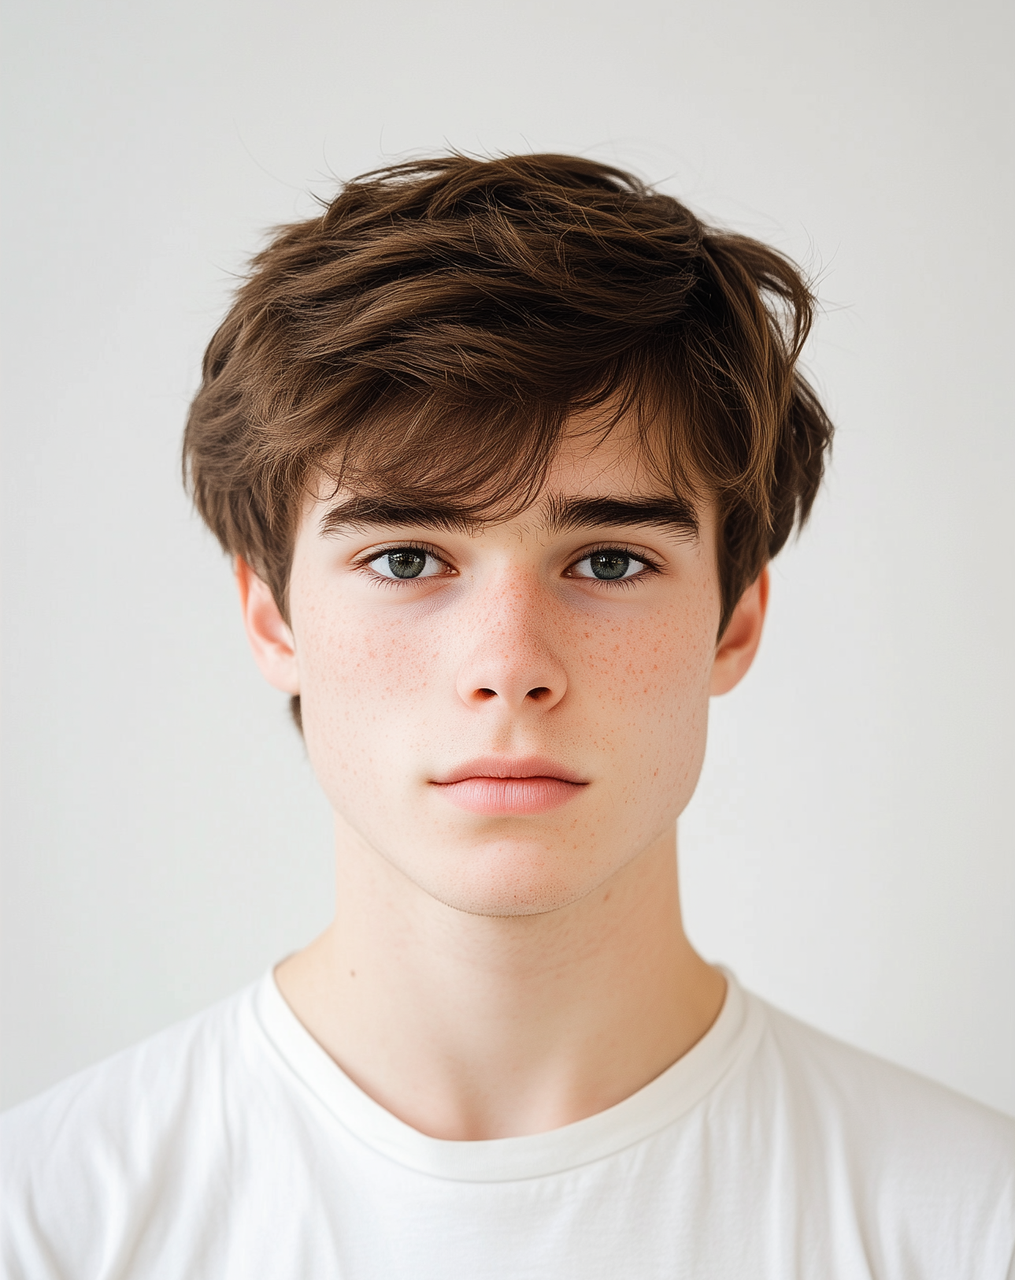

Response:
(3, 970), (1014, 1279)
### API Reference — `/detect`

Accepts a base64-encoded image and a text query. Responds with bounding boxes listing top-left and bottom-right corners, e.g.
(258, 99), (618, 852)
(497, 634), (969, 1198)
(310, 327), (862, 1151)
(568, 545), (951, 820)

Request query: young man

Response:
(3, 154), (1013, 1278)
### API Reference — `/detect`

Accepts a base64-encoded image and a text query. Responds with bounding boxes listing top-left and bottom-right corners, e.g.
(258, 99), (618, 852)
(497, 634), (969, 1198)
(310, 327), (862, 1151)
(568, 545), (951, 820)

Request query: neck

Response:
(276, 822), (725, 1141)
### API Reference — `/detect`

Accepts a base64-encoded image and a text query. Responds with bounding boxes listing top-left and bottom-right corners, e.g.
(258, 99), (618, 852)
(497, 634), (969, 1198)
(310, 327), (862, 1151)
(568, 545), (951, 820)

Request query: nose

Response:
(454, 581), (567, 713)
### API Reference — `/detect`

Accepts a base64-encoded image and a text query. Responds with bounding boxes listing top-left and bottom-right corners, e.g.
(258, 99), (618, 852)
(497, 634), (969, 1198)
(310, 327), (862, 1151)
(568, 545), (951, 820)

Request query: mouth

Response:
(430, 756), (588, 816)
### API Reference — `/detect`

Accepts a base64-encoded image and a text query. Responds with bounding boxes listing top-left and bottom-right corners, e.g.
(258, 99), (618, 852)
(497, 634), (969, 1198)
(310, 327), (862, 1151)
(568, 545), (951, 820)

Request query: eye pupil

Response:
(590, 552), (630, 580)
(387, 550), (427, 578)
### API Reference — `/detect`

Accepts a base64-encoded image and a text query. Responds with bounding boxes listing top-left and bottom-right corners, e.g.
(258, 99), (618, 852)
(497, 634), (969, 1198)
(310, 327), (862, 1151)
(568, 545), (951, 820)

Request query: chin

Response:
(413, 838), (615, 919)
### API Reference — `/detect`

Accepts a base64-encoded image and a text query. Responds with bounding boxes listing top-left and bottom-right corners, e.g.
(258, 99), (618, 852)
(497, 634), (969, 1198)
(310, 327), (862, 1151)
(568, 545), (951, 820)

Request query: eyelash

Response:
(355, 542), (663, 585)
(567, 544), (662, 586)
(353, 541), (451, 585)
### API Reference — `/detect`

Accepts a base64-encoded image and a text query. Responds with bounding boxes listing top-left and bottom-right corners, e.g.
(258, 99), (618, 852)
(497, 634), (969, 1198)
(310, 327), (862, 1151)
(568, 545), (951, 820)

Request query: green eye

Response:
(387, 550), (426, 578)
(572, 551), (642, 581)
(589, 552), (631, 579)
(370, 548), (440, 579)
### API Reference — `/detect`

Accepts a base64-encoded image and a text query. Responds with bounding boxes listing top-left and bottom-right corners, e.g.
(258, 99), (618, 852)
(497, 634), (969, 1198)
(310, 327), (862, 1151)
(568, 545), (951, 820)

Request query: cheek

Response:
(581, 598), (715, 716)
(574, 598), (716, 796)
(292, 592), (446, 786)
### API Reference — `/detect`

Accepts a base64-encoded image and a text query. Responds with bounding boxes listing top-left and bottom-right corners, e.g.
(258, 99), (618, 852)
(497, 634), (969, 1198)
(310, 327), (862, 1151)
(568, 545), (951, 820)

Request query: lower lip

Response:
(432, 777), (586, 816)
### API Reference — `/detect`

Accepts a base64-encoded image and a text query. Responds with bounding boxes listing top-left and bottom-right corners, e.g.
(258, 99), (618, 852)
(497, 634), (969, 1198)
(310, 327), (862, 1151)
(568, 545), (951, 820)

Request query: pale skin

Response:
(239, 413), (768, 1141)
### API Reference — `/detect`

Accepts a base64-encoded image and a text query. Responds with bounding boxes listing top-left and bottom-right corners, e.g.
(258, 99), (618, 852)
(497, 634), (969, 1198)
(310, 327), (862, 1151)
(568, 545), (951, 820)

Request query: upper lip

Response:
(432, 756), (588, 785)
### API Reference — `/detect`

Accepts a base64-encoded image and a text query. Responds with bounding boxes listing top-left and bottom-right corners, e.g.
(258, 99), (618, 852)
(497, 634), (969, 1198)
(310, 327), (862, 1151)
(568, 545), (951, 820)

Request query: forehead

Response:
(302, 406), (707, 537)
(539, 418), (673, 495)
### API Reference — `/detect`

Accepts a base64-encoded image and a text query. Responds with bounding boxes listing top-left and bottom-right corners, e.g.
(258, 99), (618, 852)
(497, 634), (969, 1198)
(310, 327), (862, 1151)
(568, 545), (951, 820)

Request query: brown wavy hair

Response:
(184, 153), (833, 726)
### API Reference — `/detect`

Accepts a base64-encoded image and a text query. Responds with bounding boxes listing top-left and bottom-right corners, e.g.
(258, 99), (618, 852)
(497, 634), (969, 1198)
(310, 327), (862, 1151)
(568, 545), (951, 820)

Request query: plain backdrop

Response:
(2, 0), (1013, 1115)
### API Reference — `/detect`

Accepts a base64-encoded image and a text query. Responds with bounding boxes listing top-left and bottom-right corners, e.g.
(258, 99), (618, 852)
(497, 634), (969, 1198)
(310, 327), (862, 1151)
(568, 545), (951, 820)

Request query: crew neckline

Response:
(253, 965), (762, 1183)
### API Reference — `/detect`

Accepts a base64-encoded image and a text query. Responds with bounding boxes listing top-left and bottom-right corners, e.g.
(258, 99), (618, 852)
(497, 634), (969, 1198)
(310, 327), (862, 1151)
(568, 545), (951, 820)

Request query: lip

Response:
(434, 756), (586, 786)
(430, 756), (588, 816)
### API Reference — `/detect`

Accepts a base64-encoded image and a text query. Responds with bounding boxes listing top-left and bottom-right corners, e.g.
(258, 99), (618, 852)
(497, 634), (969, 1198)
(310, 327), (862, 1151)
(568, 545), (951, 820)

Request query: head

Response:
(183, 153), (832, 916)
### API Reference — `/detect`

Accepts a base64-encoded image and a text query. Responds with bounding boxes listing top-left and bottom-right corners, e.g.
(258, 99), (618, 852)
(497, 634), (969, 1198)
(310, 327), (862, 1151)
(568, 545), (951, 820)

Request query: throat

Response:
(273, 832), (725, 1141)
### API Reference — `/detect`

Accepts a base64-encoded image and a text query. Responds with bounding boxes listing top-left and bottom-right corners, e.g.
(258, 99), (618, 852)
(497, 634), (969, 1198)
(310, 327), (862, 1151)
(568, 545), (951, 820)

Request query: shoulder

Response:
(3, 981), (260, 1156)
(734, 989), (1015, 1273)
(751, 992), (1015, 1155)
(1, 981), (268, 1276)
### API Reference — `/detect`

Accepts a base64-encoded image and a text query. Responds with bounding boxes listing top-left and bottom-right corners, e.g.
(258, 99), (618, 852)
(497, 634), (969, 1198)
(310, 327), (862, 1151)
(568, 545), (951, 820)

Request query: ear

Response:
(235, 558), (300, 695)
(709, 567), (769, 696)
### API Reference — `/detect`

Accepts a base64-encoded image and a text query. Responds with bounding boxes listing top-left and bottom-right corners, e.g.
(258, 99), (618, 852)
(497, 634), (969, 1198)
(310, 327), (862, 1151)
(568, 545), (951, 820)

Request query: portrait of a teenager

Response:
(3, 152), (1013, 1279)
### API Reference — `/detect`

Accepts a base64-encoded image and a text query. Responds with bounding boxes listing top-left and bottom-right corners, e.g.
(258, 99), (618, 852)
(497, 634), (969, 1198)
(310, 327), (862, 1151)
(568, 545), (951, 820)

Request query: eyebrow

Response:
(319, 498), (480, 537)
(318, 494), (699, 540)
(541, 495), (699, 539)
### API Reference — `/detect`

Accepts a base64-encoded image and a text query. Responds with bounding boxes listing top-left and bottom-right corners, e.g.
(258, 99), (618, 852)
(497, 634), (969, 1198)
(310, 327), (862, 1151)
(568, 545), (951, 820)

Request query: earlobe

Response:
(235, 558), (300, 695)
(709, 567), (769, 697)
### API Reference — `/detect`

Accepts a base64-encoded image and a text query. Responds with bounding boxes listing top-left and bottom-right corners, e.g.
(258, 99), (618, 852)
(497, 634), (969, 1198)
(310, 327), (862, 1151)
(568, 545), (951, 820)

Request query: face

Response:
(240, 415), (766, 917)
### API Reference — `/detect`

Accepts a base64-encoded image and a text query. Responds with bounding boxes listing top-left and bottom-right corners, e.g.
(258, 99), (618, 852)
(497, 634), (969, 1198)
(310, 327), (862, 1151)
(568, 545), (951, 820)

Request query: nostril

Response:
(526, 686), (551, 701)
(476, 688), (497, 700)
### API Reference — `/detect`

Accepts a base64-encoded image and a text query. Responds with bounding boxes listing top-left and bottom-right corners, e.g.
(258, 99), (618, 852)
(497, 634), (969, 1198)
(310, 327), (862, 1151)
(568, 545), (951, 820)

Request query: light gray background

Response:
(2, 0), (1012, 1114)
